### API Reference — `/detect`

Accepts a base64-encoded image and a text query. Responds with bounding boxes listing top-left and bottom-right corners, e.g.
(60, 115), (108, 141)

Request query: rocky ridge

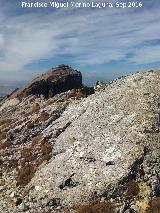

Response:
(0, 68), (160, 213)
(8, 64), (82, 99)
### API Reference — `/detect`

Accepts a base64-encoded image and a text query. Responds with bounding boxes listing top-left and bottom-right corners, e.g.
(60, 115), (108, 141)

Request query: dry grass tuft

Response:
(146, 197), (160, 213)
(0, 119), (12, 128)
(31, 103), (40, 113)
(135, 181), (150, 213)
(126, 179), (139, 198)
(74, 200), (117, 213)
(16, 136), (52, 186)
(27, 122), (34, 129)
(39, 111), (49, 122)
(0, 140), (12, 149)
(31, 135), (42, 146)
(46, 99), (54, 106)
(0, 132), (7, 141)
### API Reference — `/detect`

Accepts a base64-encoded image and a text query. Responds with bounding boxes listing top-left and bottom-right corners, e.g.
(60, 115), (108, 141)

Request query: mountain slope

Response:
(0, 69), (160, 213)
(8, 64), (82, 99)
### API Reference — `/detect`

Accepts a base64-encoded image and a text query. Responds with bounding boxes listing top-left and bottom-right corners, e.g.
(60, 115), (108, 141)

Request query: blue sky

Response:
(0, 0), (160, 84)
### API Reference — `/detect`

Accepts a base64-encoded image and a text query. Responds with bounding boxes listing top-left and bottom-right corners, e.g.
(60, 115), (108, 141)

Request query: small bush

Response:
(16, 136), (52, 186)
(67, 89), (83, 99)
(126, 180), (139, 198)
(0, 119), (12, 128)
(0, 140), (12, 149)
(27, 122), (34, 129)
(146, 198), (160, 213)
(16, 164), (36, 186)
(74, 201), (117, 213)
(39, 112), (49, 122)
(81, 86), (95, 97)
(31, 103), (40, 113)
(31, 135), (42, 146)
(0, 132), (7, 141)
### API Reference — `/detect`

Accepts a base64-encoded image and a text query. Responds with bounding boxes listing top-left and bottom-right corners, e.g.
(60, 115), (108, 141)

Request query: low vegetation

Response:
(39, 111), (49, 122)
(16, 135), (52, 186)
(46, 98), (54, 106)
(146, 197), (160, 213)
(27, 122), (34, 129)
(73, 200), (117, 213)
(80, 86), (95, 97)
(0, 140), (12, 149)
(31, 103), (40, 113)
(0, 118), (12, 128)
(0, 132), (7, 141)
(126, 179), (140, 198)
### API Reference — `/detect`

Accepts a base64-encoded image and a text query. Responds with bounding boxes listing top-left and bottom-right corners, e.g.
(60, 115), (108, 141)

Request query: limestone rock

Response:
(28, 70), (160, 210)
(1, 69), (160, 213)
(9, 64), (82, 99)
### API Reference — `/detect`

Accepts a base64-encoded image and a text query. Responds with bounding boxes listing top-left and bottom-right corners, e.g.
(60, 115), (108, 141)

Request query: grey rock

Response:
(18, 202), (28, 211)
(9, 65), (82, 99)
(124, 210), (132, 213)
(28, 71), (160, 207)
(1, 70), (160, 213)
(130, 204), (139, 212)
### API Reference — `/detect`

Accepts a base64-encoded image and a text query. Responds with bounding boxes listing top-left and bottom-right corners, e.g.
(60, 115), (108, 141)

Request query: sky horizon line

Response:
(0, 0), (160, 83)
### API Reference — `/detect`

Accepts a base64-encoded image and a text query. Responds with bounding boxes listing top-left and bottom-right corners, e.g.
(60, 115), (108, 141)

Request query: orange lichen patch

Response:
(132, 181), (150, 213)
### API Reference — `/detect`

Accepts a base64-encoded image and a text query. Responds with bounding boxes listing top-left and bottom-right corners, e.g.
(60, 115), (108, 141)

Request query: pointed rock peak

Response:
(9, 65), (82, 99)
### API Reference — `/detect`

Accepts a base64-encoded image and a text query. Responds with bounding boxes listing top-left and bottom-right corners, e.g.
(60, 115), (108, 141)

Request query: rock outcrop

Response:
(0, 69), (160, 213)
(9, 64), (82, 99)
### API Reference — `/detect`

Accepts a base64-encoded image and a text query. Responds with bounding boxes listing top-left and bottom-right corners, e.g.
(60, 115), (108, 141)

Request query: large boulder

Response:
(10, 65), (82, 98)
(27, 70), (160, 210)
(1, 70), (160, 213)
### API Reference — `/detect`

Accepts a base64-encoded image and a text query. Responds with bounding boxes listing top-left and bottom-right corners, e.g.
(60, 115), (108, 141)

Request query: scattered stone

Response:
(0, 69), (160, 213)
(10, 191), (15, 198)
(18, 202), (28, 211)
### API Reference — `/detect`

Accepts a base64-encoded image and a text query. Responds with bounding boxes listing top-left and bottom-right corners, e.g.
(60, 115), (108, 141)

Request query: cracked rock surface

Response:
(0, 69), (160, 213)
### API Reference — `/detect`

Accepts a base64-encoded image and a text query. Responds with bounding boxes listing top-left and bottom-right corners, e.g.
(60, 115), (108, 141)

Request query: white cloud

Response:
(0, 0), (160, 80)
(129, 45), (160, 64)
(0, 34), (4, 47)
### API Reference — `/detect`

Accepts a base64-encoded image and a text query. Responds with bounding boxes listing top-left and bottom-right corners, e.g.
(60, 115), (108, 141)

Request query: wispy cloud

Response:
(0, 0), (160, 80)
(129, 45), (160, 64)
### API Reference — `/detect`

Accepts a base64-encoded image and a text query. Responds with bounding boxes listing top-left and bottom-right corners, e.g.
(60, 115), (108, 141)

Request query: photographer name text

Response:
(21, 1), (143, 9)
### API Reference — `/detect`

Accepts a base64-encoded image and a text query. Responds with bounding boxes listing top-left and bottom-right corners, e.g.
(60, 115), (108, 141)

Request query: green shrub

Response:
(81, 86), (94, 97)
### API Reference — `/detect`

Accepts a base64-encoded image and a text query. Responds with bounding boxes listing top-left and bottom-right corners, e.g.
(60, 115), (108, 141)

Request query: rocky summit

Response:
(0, 68), (160, 213)
(8, 64), (82, 99)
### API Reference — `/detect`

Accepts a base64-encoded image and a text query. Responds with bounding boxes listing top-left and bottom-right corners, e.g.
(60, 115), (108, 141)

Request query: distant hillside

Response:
(0, 81), (27, 97)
